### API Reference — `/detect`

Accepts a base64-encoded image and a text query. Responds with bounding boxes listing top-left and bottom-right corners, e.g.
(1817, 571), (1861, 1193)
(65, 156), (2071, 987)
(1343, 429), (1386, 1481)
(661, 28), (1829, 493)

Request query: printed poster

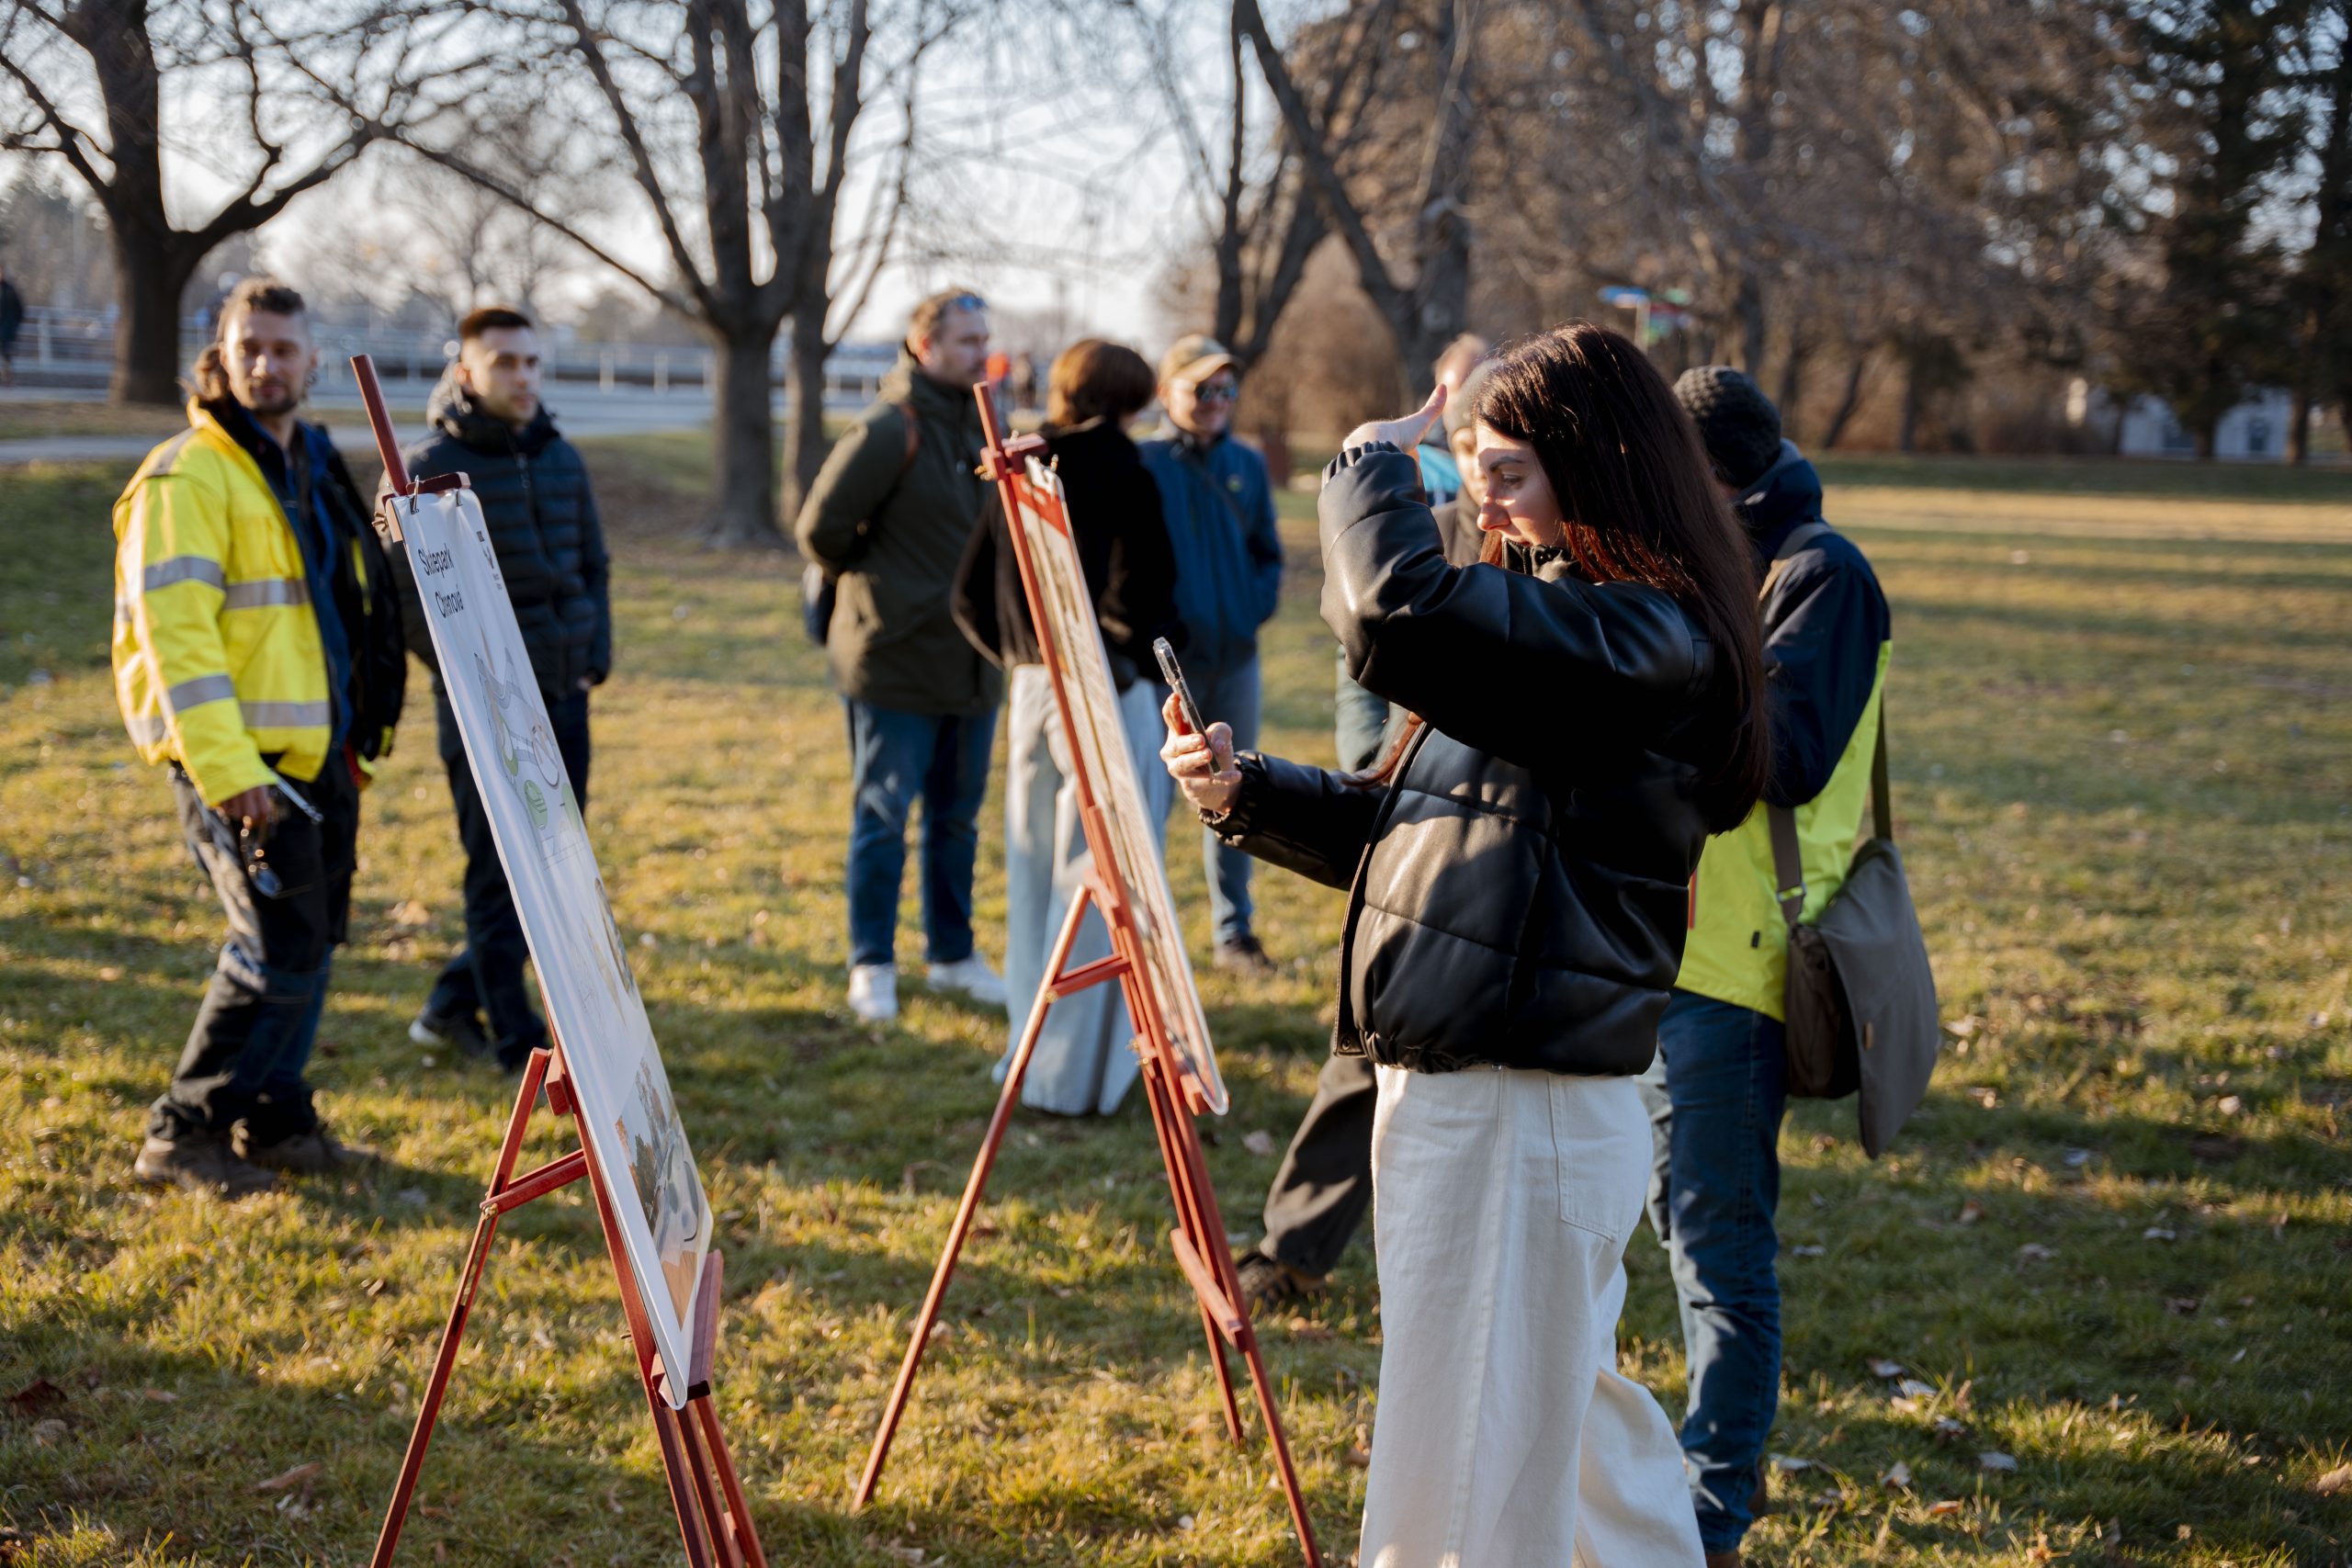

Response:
(390, 487), (709, 1402)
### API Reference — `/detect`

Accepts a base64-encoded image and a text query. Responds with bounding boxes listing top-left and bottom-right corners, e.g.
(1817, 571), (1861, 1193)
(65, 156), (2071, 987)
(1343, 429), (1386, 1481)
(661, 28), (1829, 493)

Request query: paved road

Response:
(0, 386), (723, 468)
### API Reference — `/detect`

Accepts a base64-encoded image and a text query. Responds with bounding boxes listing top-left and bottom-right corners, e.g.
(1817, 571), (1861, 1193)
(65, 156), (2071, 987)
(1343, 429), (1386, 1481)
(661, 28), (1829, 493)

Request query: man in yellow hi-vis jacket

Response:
(113, 277), (404, 1197)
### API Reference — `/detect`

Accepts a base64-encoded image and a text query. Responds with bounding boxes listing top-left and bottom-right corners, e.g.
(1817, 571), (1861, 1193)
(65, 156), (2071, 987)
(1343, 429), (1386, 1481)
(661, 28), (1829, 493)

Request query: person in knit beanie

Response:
(1673, 366), (1785, 490)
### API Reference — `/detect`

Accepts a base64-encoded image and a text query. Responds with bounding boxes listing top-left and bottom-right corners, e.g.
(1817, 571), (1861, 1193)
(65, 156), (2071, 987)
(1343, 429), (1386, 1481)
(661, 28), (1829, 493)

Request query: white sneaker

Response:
(848, 963), (899, 1023)
(926, 955), (1008, 1008)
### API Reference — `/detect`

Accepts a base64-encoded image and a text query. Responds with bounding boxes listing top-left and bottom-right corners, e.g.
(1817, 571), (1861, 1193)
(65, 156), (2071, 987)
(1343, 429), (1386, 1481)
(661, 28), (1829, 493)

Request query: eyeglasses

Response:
(1186, 380), (1238, 403)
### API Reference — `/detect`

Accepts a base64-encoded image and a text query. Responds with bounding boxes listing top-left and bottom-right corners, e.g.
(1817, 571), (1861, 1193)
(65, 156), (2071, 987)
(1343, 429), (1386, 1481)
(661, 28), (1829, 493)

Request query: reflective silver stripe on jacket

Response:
(164, 673), (238, 712)
(220, 578), (311, 610)
(239, 699), (331, 728)
(141, 556), (228, 593)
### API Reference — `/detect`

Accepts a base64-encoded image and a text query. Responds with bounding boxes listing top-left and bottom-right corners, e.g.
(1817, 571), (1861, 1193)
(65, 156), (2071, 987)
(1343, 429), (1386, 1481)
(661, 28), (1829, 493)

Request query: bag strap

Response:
(1871, 700), (1893, 844)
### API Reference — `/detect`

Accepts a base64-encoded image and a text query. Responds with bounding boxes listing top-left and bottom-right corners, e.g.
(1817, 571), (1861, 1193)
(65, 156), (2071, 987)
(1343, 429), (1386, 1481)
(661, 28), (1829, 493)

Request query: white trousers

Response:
(995, 664), (1170, 1115)
(1361, 1065), (1703, 1568)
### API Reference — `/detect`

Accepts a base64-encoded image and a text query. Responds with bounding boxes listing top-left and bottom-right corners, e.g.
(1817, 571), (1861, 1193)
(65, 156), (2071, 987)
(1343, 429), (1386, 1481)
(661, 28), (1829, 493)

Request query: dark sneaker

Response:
(409, 1004), (492, 1062)
(237, 1122), (379, 1175)
(133, 1131), (278, 1199)
(1233, 1246), (1329, 1318)
(1215, 933), (1278, 976)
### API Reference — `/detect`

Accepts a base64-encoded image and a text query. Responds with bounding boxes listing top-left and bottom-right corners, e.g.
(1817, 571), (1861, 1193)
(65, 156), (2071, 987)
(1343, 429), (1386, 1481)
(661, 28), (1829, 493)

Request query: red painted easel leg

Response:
(1137, 1056), (1247, 1444)
(852, 887), (1098, 1508)
(369, 1050), (554, 1568)
(695, 1395), (770, 1568)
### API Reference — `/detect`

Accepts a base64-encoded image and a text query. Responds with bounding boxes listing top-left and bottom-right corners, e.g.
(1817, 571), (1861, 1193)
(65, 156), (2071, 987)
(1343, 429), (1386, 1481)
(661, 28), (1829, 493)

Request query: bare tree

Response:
(1235, 0), (1479, 394)
(328, 0), (946, 546)
(0, 0), (405, 403)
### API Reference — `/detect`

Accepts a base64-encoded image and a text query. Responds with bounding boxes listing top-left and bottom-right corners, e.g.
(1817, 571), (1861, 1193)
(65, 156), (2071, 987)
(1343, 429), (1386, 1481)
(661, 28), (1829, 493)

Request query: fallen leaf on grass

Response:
(2165, 1296), (2200, 1315)
(30, 1418), (66, 1447)
(1979, 1450), (2018, 1472)
(1943, 1015), (1981, 1040)
(1770, 1453), (1815, 1472)
(1241, 1129), (1276, 1157)
(1283, 1316), (1333, 1341)
(1958, 1198), (1984, 1225)
(253, 1461), (321, 1493)
(2143, 1226), (2177, 1241)
(389, 900), (431, 928)
(2314, 1464), (2352, 1496)
(1790, 1244), (1826, 1258)
(1932, 1416), (1969, 1442)
(1882, 1460), (1912, 1489)
(141, 1388), (176, 1403)
(1869, 1358), (1906, 1378)
(6, 1379), (65, 1416)
(2016, 1242), (2056, 1263)
(1969, 1086), (1999, 1109)
(1927, 1499), (1965, 1517)
(1895, 1378), (1938, 1399)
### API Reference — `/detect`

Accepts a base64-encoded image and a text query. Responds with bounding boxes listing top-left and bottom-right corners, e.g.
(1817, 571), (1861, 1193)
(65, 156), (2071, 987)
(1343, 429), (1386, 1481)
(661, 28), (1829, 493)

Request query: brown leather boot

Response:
(134, 1130), (278, 1199)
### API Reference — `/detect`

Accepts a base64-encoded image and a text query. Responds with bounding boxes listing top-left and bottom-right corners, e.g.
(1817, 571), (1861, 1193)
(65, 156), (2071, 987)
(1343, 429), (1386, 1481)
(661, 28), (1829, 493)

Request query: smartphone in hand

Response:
(1154, 637), (1207, 736)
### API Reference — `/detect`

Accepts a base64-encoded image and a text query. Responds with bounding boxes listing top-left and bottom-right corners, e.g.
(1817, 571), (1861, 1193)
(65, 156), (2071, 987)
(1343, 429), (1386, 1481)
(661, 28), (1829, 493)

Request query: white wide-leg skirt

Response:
(1360, 1064), (1703, 1568)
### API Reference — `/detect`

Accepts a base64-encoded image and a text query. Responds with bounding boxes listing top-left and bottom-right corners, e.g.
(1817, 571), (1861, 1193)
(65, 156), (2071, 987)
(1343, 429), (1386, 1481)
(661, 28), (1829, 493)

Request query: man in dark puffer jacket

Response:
(390, 305), (613, 1069)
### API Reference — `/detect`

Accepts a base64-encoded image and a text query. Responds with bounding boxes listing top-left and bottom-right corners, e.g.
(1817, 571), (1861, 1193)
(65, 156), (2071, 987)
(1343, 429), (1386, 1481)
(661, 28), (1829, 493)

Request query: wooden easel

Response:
(350, 354), (765, 1567)
(851, 393), (1323, 1566)
(368, 1043), (769, 1568)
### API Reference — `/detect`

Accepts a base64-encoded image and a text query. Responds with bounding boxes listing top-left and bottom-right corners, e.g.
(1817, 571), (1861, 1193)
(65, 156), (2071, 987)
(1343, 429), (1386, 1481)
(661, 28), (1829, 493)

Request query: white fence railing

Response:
(5, 307), (899, 409)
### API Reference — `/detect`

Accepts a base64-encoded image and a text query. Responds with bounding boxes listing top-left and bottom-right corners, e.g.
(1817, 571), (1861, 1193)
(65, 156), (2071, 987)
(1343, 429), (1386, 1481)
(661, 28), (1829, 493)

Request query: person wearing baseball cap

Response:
(1654, 365), (1892, 1564)
(1137, 333), (1283, 974)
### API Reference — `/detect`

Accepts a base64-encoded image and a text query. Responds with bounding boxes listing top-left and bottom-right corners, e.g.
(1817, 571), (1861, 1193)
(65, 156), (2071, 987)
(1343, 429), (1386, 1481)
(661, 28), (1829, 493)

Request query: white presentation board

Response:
(390, 487), (710, 1402)
(1007, 458), (1228, 1115)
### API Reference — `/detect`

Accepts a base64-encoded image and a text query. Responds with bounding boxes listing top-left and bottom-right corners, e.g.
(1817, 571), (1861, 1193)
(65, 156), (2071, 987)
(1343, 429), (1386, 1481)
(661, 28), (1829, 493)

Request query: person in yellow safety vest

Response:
(1645, 367), (1892, 1565)
(112, 276), (405, 1199)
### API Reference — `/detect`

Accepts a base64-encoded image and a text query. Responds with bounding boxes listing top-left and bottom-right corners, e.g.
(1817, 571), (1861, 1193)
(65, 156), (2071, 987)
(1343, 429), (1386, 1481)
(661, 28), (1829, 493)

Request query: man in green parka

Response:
(796, 288), (1007, 1023)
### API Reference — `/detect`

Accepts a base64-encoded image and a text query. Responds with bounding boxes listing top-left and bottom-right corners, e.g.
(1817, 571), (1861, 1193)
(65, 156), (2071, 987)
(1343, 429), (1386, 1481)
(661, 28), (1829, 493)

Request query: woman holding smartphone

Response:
(1163, 321), (1768, 1564)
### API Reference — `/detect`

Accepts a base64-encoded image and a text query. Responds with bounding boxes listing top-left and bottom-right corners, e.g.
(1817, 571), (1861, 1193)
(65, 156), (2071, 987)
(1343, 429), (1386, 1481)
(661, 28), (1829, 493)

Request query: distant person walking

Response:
(797, 288), (1007, 1024)
(0, 266), (24, 387)
(394, 306), (613, 1072)
(1654, 367), (1892, 1564)
(1334, 333), (1489, 772)
(111, 277), (405, 1196)
(1138, 334), (1283, 974)
(952, 339), (1183, 1114)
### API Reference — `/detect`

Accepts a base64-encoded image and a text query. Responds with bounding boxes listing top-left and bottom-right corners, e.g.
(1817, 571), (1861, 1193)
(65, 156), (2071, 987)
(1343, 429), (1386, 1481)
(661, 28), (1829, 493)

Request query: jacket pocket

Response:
(1550, 1074), (1647, 1240)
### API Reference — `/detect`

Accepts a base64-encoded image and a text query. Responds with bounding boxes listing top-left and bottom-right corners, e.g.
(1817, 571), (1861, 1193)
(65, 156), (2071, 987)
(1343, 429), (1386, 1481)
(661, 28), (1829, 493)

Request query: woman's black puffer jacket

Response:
(1208, 443), (1726, 1077)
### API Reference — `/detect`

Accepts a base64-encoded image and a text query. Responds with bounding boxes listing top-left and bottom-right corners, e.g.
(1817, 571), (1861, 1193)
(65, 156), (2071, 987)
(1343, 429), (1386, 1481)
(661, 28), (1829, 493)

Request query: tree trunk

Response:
(2290, 380), (2312, 465)
(1898, 358), (1923, 454)
(1775, 327), (1807, 442)
(783, 301), (831, 525)
(1736, 271), (1768, 377)
(111, 229), (192, 406)
(708, 328), (781, 547)
(1821, 350), (1869, 450)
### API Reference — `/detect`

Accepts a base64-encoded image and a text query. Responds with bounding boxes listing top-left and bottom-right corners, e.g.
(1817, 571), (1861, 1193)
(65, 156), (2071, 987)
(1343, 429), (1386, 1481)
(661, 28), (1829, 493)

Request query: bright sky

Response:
(88, 0), (1264, 355)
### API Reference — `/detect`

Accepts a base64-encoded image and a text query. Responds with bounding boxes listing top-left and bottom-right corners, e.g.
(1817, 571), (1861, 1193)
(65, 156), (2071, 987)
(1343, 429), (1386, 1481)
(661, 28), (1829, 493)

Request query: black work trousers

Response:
(150, 756), (358, 1144)
(423, 686), (591, 1060)
(1260, 1049), (1379, 1275)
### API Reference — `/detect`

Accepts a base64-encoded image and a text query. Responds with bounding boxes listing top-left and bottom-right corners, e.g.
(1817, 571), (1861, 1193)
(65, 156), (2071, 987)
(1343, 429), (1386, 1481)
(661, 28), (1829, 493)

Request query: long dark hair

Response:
(1475, 321), (1769, 828)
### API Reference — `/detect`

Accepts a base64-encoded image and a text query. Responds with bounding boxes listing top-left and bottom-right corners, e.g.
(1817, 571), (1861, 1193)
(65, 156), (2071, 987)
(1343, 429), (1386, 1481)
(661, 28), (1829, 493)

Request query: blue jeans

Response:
(1186, 654), (1260, 943)
(1332, 647), (1402, 773)
(844, 699), (998, 969)
(1637, 989), (1789, 1552)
